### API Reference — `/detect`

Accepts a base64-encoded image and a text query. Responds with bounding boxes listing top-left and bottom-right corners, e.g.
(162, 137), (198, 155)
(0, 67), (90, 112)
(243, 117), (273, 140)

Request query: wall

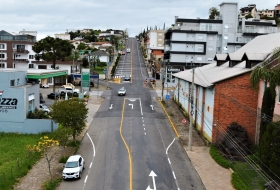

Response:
(213, 72), (258, 144)
(0, 119), (58, 133)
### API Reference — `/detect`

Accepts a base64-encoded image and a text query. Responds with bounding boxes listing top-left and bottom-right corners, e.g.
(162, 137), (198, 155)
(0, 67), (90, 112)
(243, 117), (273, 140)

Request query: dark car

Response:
(47, 92), (60, 100)
(124, 75), (131, 81)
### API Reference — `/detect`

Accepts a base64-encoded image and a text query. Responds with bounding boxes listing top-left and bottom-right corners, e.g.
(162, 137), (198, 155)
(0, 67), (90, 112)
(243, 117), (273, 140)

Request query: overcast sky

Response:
(0, 0), (277, 40)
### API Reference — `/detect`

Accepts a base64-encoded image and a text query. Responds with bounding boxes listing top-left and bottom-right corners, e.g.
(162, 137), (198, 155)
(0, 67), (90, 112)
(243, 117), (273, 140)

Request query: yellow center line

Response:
(120, 98), (133, 190)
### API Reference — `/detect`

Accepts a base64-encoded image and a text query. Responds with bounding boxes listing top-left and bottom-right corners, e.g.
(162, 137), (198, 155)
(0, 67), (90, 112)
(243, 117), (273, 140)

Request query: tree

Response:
(32, 36), (73, 92)
(82, 57), (89, 68)
(77, 43), (87, 50)
(259, 121), (280, 179)
(209, 7), (220, 19)
(245, 14), (253, 19)
(50, 99), (88, 144)
(97, 62), (107, 69)
(250, 47), (280, 143)
(53, 126), (72, 158)
(27, 136), (59, 182)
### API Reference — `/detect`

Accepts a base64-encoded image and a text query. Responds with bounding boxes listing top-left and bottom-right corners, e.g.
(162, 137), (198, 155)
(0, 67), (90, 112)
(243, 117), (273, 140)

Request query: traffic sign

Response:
(182, 118), (187, 124)
(166, 94), (170, 100)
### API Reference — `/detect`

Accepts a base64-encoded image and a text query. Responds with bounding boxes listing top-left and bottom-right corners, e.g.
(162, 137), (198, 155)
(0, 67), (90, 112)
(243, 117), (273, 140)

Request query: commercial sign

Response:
(167, 68), (181, 73)
(81, 69), (90, 92)
(0, 98), (18, 113)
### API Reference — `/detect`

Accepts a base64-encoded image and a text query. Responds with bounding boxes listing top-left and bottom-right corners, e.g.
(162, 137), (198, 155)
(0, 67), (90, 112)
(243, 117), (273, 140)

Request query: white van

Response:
(126, 48), (131, 53)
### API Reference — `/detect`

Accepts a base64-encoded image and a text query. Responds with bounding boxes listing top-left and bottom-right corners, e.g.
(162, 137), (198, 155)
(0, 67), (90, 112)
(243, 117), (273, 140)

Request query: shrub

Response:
(231, 172), (251, 190)
(210, 144), (231, 168)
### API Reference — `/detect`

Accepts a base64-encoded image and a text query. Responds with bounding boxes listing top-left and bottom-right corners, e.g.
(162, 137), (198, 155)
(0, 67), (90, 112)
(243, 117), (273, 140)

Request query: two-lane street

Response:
(58, 38), (205, 190)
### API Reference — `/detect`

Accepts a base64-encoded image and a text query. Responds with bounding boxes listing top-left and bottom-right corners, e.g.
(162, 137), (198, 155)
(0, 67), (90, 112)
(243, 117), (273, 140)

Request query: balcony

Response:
(14, 59), (29, 63)
(238, 27), (279, 34)
(13, 49), (29, 53)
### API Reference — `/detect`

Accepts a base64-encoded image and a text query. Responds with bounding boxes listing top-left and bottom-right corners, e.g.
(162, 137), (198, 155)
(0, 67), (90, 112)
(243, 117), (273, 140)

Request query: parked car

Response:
(58, 85), (80, 95)
(40, 83), (49, 88)
(47, 92), (60, 100)
(124, 74), (131, 81)
(39, 104), (50, 114)
(126, 48), (130, 53)
(122, 51), (126, 55)
(118, 87), (126, 96)
(62, 155), (85, 180)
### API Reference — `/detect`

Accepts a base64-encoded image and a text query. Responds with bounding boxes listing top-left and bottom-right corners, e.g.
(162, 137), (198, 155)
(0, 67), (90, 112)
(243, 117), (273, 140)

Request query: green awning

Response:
(26, 71), (68, 79)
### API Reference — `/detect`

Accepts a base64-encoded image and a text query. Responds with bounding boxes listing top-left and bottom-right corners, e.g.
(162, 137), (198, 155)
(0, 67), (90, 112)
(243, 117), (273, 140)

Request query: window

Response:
(0, 44), (5, 49)
(29, 64), (34, 68)
(0, 63), (4, 68)
(197, 57), (202, 61)
(208, 58), (213, 61)
(38, 65), (47, 69)
(198, 35), (204, 40)
(10, 80), (15, 87)
(0, 54), (4, 58)
(29, 55), (34, 59)
(208, 36), (214, 41)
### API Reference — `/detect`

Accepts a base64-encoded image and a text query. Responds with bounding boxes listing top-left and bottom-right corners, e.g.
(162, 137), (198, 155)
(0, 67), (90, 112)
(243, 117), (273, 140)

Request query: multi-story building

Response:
(163, 2), (278, 85)
(0, 30), (36, 69)
(239, 4), (257, 18)
(145, 30), (165, 78)
(257, 9), (274, 18)
(54, 33), (71, 40)
(275, 4), (280, 18)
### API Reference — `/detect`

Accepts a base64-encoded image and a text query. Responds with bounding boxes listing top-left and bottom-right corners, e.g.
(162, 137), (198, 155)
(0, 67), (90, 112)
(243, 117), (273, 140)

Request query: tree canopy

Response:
(209, 7), (220, 19)
(50, 99), (88, 144)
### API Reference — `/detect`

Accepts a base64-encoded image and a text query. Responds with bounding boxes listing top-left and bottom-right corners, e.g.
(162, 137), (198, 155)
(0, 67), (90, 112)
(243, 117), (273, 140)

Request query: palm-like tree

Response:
(250, 47), (280, 143)
(209, 7), (220, 19)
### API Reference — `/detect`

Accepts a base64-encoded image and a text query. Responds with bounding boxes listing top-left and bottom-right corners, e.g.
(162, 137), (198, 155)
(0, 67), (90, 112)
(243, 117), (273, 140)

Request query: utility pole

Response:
(161, 60), (165, 101)
(189, 61), (194, 151)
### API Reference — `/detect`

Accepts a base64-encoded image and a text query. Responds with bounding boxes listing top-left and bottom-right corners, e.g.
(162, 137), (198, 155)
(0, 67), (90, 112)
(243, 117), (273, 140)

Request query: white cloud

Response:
(0, 0), (277, 40)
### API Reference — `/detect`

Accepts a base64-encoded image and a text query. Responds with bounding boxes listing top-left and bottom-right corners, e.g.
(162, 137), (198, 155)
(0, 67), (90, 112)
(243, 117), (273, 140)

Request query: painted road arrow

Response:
(128, 104), (133, 109)
(109, 104), (113, 109)
(147, 170), (157, 190)
(150, 105), (154, 110)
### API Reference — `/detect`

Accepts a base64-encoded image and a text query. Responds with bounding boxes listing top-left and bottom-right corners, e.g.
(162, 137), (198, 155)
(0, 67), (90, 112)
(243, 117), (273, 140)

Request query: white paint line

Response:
(139, 98), (143, 115)
(89, 162), (92, 168)
(87, 133), (96, 157)
(166, 138), (176, 155)
(168, 158), (171, 164)
(143, 124), (145, 126)
(144, 128), (145, 130)
(84, 175), (88, 183)
(172, 171), (177, 180)
(144, 132), (146, 135)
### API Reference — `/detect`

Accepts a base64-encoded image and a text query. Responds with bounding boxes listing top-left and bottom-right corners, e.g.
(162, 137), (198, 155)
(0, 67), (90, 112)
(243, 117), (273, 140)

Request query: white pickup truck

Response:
(58, 85), (80, 95)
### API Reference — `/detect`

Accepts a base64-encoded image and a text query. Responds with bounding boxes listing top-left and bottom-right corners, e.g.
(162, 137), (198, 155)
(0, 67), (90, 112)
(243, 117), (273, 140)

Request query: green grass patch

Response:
(91, 66), (106, 74)
(59, 156), (69, 163)
(231, 161), (266, 190)
(43, 178), (61, 190)
(0, 132), (53, 190)
(209, 145), (231, 168)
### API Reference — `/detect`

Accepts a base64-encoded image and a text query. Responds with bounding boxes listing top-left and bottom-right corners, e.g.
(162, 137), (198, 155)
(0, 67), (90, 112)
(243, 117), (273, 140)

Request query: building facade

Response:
(163, 2), (278, 87)
(54, 33), (71, 40)
(239, 4), (257, 18)
(0, 30), (36, 69)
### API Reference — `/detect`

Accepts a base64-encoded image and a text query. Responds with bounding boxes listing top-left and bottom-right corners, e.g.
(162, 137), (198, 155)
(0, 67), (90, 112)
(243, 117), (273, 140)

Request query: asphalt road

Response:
(58, 38), (205, 190)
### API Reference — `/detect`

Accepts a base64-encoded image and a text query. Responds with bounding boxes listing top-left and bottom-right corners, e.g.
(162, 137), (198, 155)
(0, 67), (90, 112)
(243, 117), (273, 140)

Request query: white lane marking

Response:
(128, 103), (133, 109)
(87, 133), (95, 157)
(89, 162), (92, 168)
(143, 124), (145, 126)
(168, 158), (171, 164)
(84, 175), (88, 183)
(139, 98), (143, 115)
(144, 128), (145, 130)
(172, 171), (177, 180)
(150, 105), (154, 110)
(144, 132), (146, 135)
(166, 138), (175, 155)
(109, 104), (113, 109)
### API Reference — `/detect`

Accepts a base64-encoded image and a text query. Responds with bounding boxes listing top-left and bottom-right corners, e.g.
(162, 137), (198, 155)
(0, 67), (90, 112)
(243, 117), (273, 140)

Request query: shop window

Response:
(10, 80), (15, 87)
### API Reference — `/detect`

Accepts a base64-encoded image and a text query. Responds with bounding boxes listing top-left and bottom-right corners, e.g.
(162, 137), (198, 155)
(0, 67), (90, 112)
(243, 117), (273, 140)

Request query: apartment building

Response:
(0, 30), (36, 69)
(163, 2), (278, 85)
(257, 9), (274, 18)
(239, 4), (257, 18)
(54, 33), (71, 40)
(275, 4), (280, 18)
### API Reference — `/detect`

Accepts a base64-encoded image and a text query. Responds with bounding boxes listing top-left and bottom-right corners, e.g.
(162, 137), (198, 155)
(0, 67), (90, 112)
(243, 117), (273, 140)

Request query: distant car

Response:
(126, 48), (130, 53)
(122, 51), (126, 55)
(40, 84), (49, 88)
(39, 104), (50, 114)
(62, 155), (85, 180)
(118, 87), (126, 96)
(124, 75), (131, 81)
(47, 92), (60, 100)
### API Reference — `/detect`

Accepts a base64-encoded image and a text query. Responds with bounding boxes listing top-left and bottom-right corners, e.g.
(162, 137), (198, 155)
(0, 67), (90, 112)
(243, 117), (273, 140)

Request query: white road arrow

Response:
(149, 170), (157, 190)
(146, 185), (153, 190)
(150, 105), (154, 110)
(128, 104), (133, 109)
(109, 104), (113, 109)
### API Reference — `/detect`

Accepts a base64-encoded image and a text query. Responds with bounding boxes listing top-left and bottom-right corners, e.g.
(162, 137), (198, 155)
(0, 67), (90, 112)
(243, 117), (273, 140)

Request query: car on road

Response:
(47, 92), (60, 100)
(126, 48), (130, 53)
(40, 83), (49, 88)
(122, 51), (126, 55)
(62, 155), (85, 180)
(118, 87), (126, 96)
(39, 104), (50, 114)
(124, 74), (130, 81)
